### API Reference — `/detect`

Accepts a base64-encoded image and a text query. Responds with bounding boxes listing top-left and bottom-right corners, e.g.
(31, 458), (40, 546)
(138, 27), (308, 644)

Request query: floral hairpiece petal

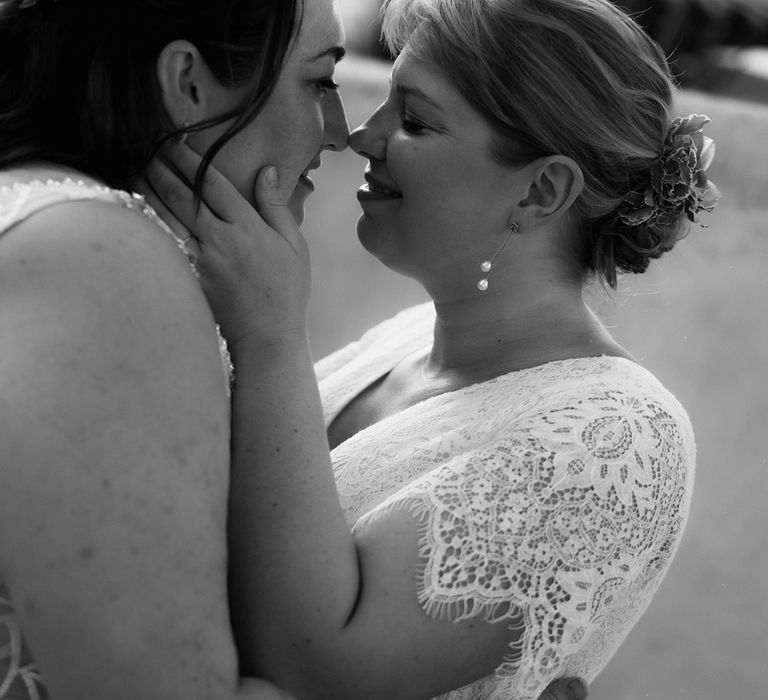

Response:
(618, 112), (721, 229)
(670, 113), (710, 138)
(698, 136), (716, 172)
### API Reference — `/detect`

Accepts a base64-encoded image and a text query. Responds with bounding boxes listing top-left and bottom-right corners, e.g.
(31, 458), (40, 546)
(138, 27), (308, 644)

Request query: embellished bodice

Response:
(317, 303), (695, 699)
(0, 175), (232, 700)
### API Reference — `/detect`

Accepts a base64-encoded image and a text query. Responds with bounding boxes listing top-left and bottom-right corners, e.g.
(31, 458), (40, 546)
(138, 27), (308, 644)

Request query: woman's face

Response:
(194, 0), (349, 224)
(348, 45), (528, 298)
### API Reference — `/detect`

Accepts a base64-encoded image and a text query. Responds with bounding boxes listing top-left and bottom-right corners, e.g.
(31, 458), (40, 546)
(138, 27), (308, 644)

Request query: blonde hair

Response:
(382, 0), (681, 288)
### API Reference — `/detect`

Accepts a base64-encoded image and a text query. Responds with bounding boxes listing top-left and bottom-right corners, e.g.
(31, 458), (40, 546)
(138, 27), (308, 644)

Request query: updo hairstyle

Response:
(382, 0), (682, 288)
(0, 0), (301, 192)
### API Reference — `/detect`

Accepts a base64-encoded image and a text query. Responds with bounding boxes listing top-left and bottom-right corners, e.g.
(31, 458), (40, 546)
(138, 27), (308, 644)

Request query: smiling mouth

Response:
(364, 175), (402, 198)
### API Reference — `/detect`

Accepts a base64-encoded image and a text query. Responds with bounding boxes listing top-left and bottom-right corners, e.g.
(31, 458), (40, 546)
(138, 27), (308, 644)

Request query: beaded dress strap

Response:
(0, 176), (233, 388)
(0, 177), (194, 262)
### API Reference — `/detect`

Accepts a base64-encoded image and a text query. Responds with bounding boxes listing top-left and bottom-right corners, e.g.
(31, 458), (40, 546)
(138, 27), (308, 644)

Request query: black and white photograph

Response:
(0, 1), (764, 698)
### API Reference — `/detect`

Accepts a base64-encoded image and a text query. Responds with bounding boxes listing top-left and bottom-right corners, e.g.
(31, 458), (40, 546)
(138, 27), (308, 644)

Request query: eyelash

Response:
(315, 78), (340, 96)
(400, 115), (427, 134)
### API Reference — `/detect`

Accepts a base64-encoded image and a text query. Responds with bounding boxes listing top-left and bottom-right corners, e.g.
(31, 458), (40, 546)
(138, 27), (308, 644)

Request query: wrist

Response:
(226, 325), (311, 360)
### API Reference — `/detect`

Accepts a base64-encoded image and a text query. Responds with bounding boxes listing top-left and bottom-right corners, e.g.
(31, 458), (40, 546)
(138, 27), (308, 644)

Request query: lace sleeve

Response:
(353, 384), (694, 698)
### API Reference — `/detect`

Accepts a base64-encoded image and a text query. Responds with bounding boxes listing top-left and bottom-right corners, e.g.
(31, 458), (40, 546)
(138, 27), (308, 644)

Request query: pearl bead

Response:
(480, 261), (492, 273)
(477, 279), (489, 291)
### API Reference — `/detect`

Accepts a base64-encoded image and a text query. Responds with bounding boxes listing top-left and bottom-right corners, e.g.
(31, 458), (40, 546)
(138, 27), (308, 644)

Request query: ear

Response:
(156, 40), (230, 129)
(517, 155), (584, 226)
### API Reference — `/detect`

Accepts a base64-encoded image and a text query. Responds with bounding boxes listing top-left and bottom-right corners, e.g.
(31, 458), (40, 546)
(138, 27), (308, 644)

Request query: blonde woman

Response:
(147, 0), (719, 698)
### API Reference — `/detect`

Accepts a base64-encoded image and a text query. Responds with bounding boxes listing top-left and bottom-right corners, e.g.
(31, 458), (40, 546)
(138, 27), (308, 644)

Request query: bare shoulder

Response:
(0, 193), (228, 467)
(0, 196), (226, 418)
(0, 195), (197, 297)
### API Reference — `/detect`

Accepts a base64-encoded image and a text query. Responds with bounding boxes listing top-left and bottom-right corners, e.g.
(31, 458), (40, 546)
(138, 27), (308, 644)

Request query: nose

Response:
(322, 90), (350, 153)
(348, 101), (388, 161)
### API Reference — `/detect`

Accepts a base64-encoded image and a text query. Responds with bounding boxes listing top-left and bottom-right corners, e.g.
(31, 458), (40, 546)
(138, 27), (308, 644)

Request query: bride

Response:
(147, 0), (719, 698)
(0, 0), (586, 697)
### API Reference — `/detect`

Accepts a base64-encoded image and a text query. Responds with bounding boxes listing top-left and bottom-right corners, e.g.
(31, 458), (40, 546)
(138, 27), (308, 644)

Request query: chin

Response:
(289, 193), (307, 225)
(356, 216), (407, 273)
(355, 215), (380, 255)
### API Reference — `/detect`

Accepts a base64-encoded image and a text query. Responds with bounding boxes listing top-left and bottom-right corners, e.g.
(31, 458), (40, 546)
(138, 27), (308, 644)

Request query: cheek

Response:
(397, 149), (503, 229)
(391, 140), (461, 199)
(190, 128), (260, 207)
(262, 103), (325, 193)
(208, 106), (318, 200)
(292, 104), (325, 159)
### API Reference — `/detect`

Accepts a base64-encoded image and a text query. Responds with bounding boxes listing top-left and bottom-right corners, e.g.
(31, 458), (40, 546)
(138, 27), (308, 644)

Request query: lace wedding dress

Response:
(0, 177), (232, 700)
(317, 303), (695, 700)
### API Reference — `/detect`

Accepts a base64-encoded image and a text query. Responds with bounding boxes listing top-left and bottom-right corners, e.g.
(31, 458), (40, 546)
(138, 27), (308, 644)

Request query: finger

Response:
(538, 677), (588, 700)
(568, 678), (588, 699)
(253, 166), (304, 251)
(160, 140), (243, 222)
(143, 158), (219, 241)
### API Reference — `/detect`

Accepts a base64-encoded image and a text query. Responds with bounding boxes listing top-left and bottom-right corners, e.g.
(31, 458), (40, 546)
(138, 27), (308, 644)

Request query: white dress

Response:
(317, 303), (695, 700)
(0, 177), (232, 700)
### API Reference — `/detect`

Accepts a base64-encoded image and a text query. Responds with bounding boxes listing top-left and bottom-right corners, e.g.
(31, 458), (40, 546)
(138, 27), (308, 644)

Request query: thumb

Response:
(254, 165), (301, 246)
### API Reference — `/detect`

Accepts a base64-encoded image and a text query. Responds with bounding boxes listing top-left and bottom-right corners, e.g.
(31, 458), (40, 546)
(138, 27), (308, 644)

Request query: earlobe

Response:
(519, 156), (585, 225)
(156, 40), (210, 130)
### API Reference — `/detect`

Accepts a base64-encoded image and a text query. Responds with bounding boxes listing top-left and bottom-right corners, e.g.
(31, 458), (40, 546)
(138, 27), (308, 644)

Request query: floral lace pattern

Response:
(318, 303), (695, 700)
(0, 176), (233, 699)
(0, 586), (46, 700)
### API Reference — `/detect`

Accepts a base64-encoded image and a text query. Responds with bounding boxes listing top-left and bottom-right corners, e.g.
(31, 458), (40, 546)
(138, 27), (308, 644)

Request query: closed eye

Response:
(316, 78), (340, 96)
(400, 116), (427, 134)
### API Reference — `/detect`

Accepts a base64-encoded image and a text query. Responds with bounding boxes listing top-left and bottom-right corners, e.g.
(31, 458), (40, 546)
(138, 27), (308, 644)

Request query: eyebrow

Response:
(306, 46), (346, 63)
(394, 83), (444, 112)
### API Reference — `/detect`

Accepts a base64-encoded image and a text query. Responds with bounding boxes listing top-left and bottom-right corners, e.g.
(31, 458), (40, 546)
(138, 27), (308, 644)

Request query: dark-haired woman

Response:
(147, 0), (719, 698)
(0, 1), (587, 698)
(0, 0), (347, 697)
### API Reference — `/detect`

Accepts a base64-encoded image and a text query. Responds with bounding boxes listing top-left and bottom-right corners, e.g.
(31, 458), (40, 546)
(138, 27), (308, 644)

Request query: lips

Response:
(364, 172), (403, 198)
(303, 158), (322, 177)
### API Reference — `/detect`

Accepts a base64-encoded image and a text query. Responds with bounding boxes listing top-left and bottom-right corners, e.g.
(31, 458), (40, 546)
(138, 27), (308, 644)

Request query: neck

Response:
(425, 279), (617, 379)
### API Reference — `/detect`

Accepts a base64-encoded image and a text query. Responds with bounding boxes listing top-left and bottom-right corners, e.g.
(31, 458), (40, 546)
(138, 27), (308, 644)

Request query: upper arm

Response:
(0, 201), (240, 698)
(322, 506), (519, 700)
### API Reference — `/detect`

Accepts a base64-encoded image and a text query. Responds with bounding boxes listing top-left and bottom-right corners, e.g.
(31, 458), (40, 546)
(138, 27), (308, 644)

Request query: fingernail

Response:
(265, 166), (278, 187)
(568, 679), (587, 699)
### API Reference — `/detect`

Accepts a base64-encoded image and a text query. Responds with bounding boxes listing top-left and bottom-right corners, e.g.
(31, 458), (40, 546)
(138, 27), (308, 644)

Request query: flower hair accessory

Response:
(619, 114), (721, 229)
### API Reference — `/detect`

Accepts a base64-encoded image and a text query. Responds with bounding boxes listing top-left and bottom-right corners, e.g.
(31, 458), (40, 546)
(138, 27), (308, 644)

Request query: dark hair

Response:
(383, 0), (684, 288)
(0, 0), (302, 192)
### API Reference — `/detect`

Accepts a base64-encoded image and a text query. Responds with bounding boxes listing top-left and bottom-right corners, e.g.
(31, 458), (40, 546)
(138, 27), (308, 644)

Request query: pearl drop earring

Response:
(477, 222), (520, 291)
(177, 121), (190, 144)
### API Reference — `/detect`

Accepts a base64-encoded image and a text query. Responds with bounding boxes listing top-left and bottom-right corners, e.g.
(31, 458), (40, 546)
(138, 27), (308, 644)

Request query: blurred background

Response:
(303, 1), (768, 698)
